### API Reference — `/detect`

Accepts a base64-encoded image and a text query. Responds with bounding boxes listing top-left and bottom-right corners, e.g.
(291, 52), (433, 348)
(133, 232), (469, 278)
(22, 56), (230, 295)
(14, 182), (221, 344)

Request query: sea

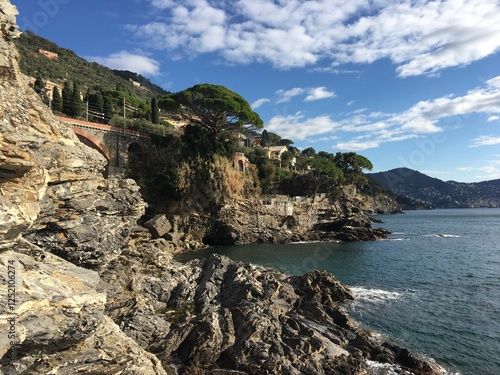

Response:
(176, 208), (500, 375)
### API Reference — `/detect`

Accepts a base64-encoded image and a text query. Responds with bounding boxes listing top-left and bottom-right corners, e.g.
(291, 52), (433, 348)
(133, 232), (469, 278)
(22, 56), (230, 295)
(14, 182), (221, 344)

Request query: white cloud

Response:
(133, 0), (500, 76)
(88, 51), (160, 76)
(275, 86), (335, 104)
(252, 98), (270, 109)
(470, 136), (500, 147)
(457, 165), (500, 180)
(305, 87), (336, 102)
(266, 112), (342, 141)
(266, 75), (500, 151)
(487, 115), (500, 122)
(276, 88), (305, 103)
(334, 139), (380, 152)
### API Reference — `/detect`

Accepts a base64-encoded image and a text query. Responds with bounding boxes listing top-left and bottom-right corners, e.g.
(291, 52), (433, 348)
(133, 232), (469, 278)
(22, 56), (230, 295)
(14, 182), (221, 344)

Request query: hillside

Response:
(14, 30), (168, 101)
(367, 168), (500, 209)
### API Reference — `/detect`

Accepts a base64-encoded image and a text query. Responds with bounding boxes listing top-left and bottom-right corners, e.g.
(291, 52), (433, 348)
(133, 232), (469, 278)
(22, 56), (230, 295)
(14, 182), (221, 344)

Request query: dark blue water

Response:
(177, 208), (500, 375)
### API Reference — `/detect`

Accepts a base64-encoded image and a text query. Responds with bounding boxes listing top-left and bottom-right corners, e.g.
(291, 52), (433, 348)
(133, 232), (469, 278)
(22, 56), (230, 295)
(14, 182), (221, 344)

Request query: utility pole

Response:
(123, 98), (126, 132)
(86, 100), (89, 121)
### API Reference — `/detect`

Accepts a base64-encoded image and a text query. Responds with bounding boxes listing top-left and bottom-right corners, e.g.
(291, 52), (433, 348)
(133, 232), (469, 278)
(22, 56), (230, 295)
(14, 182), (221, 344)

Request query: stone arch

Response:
(128, 142), (144, 155)
(72, 128), (112, 161)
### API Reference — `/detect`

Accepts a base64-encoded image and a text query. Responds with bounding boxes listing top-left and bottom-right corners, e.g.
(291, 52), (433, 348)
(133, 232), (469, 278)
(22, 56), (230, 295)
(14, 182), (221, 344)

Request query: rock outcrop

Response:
(203, 194), (390, 246)
(96, 247), (442, 375)
(0, 2), (164, 373)
(1, 2), (444, 374)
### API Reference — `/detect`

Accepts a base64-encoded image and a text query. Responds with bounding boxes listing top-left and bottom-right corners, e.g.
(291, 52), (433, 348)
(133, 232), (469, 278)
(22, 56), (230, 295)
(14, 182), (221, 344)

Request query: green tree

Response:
(151, 97), (159, 124)
(34, 76), (45, 94)
(62, 80), (72, 116)
(334, 152), (373, 184)
(257, 159), (276, 194)
(267, 132), (282, 146)
(87, 91), (104, 121)
(281, 150), (295, 168)
(278, 138), (294, 147)
(103, 95), (114, 121)
(260, 130), (270, 147)
(52, 86), (63, 112)
(306, 157), (344, 202)
(71, 81), (83, 117)
(301, 147), (316, 158)
(181, 125), (217, 159)
(318, 151), (335, 162)
(162, 84), (264, 139)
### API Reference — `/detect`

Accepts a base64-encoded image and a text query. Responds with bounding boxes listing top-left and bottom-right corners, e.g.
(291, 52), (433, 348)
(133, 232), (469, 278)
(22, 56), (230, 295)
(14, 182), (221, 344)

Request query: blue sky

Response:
(11, 0), (500, 182)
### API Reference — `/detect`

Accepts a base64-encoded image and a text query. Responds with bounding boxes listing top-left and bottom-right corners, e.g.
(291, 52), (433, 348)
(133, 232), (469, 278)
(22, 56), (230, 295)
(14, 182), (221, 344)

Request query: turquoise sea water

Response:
(176, 208), (500, 375)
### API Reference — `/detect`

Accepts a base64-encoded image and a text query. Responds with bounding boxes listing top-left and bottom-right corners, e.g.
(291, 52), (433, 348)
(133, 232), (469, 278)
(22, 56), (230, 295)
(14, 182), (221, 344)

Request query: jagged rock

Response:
(94, 250), (443, 375)
(2, 314), (168, 375)
(144, 214), (172, 239)
(0, 243), (105, 368)
(0, 0), (21, 40)
(203, 194), (390, 246)
(0, 2), (443, 374)
(24, 178), (146, 269)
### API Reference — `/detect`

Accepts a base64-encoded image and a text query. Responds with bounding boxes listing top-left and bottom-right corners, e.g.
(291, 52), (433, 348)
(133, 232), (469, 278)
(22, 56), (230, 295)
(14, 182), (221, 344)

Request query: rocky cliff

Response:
(1, 2), (442, 374)
(203, 192), (391, 246)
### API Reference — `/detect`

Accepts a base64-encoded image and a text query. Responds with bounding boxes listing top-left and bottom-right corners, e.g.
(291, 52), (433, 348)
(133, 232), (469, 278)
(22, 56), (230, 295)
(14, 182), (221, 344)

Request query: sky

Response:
(10, 0), (500, 183)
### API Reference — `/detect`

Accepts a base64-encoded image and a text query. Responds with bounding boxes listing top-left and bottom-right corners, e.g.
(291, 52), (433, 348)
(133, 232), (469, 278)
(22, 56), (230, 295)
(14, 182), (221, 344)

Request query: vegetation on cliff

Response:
(14, 31), (173, 135)
(15, 29), (396, 220)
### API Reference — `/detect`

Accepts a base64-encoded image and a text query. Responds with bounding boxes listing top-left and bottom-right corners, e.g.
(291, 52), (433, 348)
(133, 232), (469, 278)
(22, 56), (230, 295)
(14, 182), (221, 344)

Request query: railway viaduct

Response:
(56, 116), (151, 177)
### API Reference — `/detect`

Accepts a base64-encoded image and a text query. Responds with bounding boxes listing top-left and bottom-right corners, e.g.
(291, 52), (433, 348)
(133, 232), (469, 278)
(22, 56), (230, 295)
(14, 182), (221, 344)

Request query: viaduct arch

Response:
(56, 116), (151, 177)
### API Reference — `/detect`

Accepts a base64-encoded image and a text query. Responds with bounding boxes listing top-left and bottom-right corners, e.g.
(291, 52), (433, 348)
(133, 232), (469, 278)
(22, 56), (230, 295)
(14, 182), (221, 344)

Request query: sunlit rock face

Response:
(0, 2), (161, 373)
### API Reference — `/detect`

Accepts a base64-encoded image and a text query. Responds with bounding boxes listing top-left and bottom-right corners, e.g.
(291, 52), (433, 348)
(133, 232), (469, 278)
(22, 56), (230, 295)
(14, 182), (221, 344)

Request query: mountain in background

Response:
(367, 168), (500, 209)
(14, 30), (168, 100)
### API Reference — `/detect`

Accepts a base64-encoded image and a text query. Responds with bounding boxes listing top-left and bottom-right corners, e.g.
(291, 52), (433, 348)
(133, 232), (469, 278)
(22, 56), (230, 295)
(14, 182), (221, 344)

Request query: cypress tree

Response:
(52, 86), (63, 112)
(62, 81), (72, 116)
(151, 97), (159, 124)
(71, 81), (83, 117)
(103, 95), (114, 122)
(95, 91), (104, 114)
(34, 76), (45, 94)
(260, 130), (270, 147)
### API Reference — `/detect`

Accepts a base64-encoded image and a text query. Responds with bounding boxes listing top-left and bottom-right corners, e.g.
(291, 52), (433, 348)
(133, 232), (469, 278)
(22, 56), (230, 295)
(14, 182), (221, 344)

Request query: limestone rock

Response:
(25, 178), (147, 269)
(95, 250), (443, 375)
(0, 134), (49, 249)
(0, 244), (105, 366)
(5, 316), (168, 375)
(0, 0), (21, 40)
(202, 195), (389, 246)
(144, 214), (172, 239)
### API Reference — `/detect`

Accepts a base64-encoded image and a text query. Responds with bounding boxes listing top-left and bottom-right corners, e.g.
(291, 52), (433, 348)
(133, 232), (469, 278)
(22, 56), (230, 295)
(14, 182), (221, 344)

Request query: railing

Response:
(56, 116), (151, 139)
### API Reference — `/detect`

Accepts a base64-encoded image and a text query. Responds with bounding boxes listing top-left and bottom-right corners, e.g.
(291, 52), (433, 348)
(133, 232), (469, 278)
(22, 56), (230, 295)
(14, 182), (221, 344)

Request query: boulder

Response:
(144, 214), (172, 239)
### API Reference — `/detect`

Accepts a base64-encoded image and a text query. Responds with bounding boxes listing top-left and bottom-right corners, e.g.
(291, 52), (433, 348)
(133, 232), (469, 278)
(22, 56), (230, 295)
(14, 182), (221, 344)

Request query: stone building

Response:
(232, 152), (250, 172)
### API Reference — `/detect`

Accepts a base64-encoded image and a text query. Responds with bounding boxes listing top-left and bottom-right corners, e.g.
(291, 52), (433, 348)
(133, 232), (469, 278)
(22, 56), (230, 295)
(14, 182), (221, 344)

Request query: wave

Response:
(366, 360), (461, 375)
(424, 234), (461, 238)
(365, 360), (403, 375)
(350, 286), (403, 303)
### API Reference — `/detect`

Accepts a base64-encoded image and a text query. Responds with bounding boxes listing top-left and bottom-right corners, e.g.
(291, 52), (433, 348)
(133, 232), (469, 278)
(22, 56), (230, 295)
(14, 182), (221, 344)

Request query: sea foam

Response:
(350, 286), (402, 303)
